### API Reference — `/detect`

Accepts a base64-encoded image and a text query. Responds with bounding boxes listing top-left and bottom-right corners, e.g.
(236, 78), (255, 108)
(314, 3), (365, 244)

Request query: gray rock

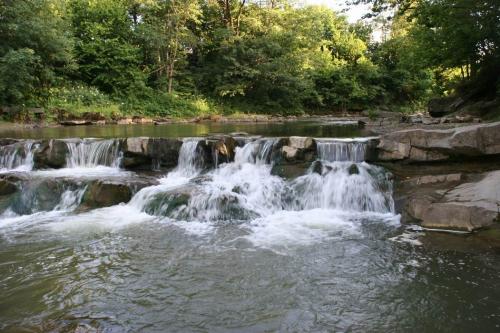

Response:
(422, 203), (497, 231)
(121, 137), (182, 170)
(402, 171), (500, 231)
(282, 146), (299, 160)
(33, 140), (69, 169)
(280, 137), (316, 163)
(289, 136), (314, 150)
(81, 181), (132, 209)
(377, 121), (500, 162)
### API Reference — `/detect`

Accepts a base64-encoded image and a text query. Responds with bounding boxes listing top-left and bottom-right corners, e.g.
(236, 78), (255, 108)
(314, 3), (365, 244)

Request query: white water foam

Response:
(245, 209), (362, 248)
(65, 139), (122, 168)
(0, 136), (399, 248)
(0, 141), (35, 172)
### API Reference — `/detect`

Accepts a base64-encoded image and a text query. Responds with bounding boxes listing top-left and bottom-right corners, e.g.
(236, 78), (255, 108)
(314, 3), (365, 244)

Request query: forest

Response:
(0, 0), (499, 120)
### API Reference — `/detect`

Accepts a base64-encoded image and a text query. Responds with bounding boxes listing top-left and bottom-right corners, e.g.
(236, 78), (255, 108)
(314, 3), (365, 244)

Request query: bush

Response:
(121, 91), (217, 118)
(47, 84), (120, 118)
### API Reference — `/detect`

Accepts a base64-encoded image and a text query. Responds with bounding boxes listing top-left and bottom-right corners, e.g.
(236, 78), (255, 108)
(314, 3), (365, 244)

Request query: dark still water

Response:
(0, 120), (366, 139)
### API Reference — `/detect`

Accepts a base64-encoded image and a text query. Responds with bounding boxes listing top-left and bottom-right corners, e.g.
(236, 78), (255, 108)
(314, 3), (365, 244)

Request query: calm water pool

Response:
(0, 120), (367, 139)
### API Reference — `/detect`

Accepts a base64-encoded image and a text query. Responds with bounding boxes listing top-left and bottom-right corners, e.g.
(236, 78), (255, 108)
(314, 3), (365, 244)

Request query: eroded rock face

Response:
(204, 135), (238, 166)
(121, 137), (183, 170)
(81, 181), (132, 209)
(280, 136), (316, 163)
(401, 171), (500, 231)
(377, 122), (500, 162)
(0, 179), (17, 196)
(33, 140), (69, 169)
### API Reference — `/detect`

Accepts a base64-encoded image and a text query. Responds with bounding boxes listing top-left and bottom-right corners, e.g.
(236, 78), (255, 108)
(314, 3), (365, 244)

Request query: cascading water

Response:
(175, 139), (205, 177)
(129, 138), (205, 211)
(65, 139), (121, 168)
(0, 141), (35, 172)
(288, 162), (394, 213)
(131, 137), (395, 226)
(297, 137), (393, 212)
(316, 138), (370, 162)
(235, 138), (276, 165)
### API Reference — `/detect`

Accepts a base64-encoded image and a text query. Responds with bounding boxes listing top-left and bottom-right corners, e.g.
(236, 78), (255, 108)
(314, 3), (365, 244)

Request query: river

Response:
(0, 122), (499, 332)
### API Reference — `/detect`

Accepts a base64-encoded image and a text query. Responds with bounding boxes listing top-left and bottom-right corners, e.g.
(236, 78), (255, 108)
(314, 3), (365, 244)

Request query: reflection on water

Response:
(0, 121), (366, 139)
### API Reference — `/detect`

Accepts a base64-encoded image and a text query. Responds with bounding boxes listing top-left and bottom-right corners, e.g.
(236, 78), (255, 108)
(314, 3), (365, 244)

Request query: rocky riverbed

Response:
(1, 121), (500, 331)
(1, 121), (499, 234)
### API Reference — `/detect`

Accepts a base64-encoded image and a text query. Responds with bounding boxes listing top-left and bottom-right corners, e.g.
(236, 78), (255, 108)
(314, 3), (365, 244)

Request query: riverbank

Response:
(0, 107), (487, 136)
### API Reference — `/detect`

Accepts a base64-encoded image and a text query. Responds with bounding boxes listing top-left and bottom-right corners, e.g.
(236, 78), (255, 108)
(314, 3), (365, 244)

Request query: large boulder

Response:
(81, 181), (132, 209)
(422, 203), (497, 231)
(33, 140), (69, 169)
(280, 137), (316, 163)
(377, 121), (500, 162)
(0, 179), (17, 196)
(121, 137), (183, 170)
(428, 96), (465, 118)
(401, 171), (500, 231)
(289, 136), (314, 150)
(204, 135), (238, 166)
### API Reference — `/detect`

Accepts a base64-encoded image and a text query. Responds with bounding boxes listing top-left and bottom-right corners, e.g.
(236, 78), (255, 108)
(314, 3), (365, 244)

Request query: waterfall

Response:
(65, 139), (121, 168)
(176, 139), (205, 177)
(316, 139), (369, 162)
(288, 162), (394, 213)
(134, 137), (393, 221)
(235, 139), (276, 165)
(0, 141), (35, 172)
(7, 180), (86, 216)
(129, 139), (204, 210)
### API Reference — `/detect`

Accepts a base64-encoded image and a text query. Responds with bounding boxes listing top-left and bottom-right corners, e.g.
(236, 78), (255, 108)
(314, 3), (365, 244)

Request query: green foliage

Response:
(0, 49), (41, 105)
(122, 91), (216, 118)
(70, 0), (146, 94)
(49, 84), (112, 107)
(2, 0), (493, 119)
(47, 84), (120, 118)
(0, 0), (73, 106)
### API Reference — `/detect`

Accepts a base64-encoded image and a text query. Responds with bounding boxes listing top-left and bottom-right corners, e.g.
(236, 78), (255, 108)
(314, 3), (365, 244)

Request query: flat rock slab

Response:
(402, 170), (500, 231)
(377, 121), (500, 162)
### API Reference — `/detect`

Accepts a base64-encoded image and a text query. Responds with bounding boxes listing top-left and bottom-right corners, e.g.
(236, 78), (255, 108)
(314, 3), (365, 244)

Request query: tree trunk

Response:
(167, 62), (174, 93)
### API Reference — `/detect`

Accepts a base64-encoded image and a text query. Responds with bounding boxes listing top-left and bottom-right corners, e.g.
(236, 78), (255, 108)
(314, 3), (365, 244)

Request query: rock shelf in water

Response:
(1, 122), (500, 232)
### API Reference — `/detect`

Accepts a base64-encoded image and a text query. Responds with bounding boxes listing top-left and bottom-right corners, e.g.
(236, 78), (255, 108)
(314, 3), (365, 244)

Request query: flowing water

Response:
(0, 141), (36, 172)
(1, 136), (500, 332)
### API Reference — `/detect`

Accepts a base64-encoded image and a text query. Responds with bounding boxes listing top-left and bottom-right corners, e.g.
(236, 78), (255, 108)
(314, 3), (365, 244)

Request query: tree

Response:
(70, 0), (146, 95)
(139, 0), (201, 93)
(0, 0), (73, 106)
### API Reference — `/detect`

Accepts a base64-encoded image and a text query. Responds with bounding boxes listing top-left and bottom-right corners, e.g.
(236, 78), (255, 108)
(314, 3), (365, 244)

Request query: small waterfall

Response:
(176, 139), (204, 177)
(65, 139), (121, 168)
(316, 139), (368, 162)
(288, 161), (394, 213)
(54, 188), (86, 211)
(7, 180), (86, 216)
(129, 139), (204, 210)
(137, 136), (392, 221)
(0, 141), (35, 171)
(235, 139), (276, 165)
